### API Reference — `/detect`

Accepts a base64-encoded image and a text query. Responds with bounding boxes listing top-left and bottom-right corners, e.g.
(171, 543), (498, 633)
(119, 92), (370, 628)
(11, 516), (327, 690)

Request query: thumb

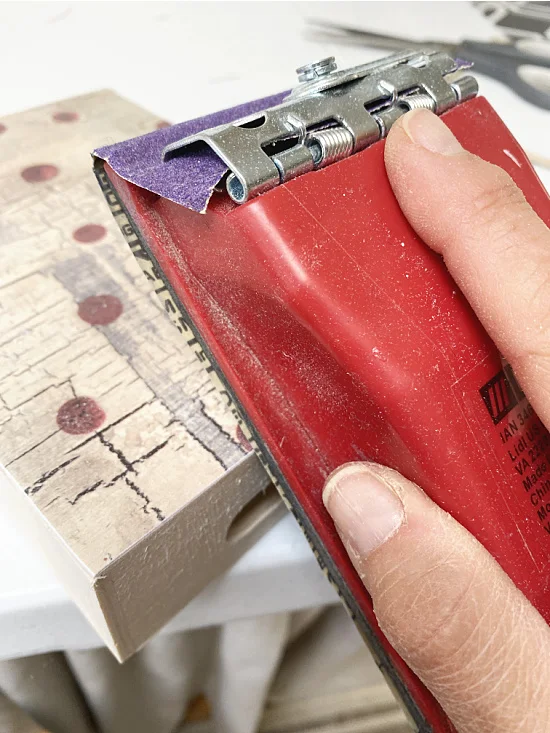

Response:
(323, 463), (550, 733)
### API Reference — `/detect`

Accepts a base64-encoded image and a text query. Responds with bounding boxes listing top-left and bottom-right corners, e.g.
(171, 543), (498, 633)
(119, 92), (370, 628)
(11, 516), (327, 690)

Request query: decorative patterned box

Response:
(0, 90), (282, 661)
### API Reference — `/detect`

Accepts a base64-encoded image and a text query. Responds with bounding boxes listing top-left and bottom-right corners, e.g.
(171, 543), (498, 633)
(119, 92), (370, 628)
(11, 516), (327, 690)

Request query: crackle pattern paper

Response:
(0, 91), (247, 573)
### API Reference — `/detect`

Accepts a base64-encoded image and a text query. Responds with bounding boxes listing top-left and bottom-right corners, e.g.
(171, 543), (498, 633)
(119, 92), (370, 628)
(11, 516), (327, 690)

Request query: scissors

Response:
(309, 20), (550, 110)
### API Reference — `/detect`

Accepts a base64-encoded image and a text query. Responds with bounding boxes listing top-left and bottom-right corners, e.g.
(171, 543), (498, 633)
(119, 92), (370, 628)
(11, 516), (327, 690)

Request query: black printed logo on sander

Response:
(480, 365), (525, 425)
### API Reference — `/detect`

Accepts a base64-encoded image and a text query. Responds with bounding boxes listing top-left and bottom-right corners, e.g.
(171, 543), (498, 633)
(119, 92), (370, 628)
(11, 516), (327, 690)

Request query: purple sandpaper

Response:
(94, 91), (287, 213)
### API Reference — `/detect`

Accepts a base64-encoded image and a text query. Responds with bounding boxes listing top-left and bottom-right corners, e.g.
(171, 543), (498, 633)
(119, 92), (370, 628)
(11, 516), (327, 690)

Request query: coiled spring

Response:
(398, 93), (435, 112)
(304, 92), (434, 170)
(306, 126), (355, 168)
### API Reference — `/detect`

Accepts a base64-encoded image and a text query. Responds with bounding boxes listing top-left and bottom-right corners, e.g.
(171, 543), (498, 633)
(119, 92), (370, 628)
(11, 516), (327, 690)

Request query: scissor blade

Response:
(309, 19), (456, 55)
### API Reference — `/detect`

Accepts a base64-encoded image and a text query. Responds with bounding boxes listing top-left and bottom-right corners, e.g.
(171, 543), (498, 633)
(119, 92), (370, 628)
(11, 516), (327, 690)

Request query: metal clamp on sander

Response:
(163, 51), (478, 202)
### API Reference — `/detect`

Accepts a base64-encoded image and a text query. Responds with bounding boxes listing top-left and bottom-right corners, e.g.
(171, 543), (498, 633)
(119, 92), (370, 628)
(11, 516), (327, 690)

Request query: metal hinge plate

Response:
(163, 51), (477, 204)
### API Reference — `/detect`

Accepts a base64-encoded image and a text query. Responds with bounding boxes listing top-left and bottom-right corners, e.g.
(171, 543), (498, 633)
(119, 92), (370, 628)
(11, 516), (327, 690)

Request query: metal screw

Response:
(296, 57), (337, 83)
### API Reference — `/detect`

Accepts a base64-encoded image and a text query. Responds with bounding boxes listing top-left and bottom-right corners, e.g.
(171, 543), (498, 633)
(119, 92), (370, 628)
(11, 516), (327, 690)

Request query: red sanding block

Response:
(94, 52), (550, 731)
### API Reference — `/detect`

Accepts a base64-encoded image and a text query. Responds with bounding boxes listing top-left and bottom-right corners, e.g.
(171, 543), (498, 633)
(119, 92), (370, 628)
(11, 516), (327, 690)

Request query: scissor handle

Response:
(457, 40), (550, 110)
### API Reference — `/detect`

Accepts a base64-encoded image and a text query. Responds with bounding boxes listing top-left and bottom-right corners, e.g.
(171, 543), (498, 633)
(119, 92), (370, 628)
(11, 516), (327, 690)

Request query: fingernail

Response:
(323, 464), (404, 558)
(402, 108), (463, 156)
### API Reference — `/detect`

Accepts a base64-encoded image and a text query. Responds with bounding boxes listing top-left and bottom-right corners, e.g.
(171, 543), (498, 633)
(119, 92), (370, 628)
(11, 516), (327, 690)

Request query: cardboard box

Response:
(0, 90), (283, 661)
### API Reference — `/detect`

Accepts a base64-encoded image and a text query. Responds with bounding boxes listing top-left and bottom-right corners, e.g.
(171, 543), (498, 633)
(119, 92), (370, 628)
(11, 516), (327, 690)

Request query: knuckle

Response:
(373, 547), (481, 673)
(433, 590), (550, 733)
(507, 269), (550, 367)
(469, 169), (530, 246)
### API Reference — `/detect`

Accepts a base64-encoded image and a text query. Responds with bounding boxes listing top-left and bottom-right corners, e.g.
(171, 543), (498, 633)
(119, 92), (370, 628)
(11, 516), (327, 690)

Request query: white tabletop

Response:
(0, 0), (548, 660)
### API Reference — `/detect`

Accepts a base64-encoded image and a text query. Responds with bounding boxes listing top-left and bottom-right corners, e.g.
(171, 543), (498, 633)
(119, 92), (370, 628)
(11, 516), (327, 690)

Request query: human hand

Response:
(323, 109), (550, 733)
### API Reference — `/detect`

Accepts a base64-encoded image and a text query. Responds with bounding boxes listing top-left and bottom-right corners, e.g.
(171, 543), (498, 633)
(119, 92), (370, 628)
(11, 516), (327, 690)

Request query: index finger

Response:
(384, 108), (550, 426)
